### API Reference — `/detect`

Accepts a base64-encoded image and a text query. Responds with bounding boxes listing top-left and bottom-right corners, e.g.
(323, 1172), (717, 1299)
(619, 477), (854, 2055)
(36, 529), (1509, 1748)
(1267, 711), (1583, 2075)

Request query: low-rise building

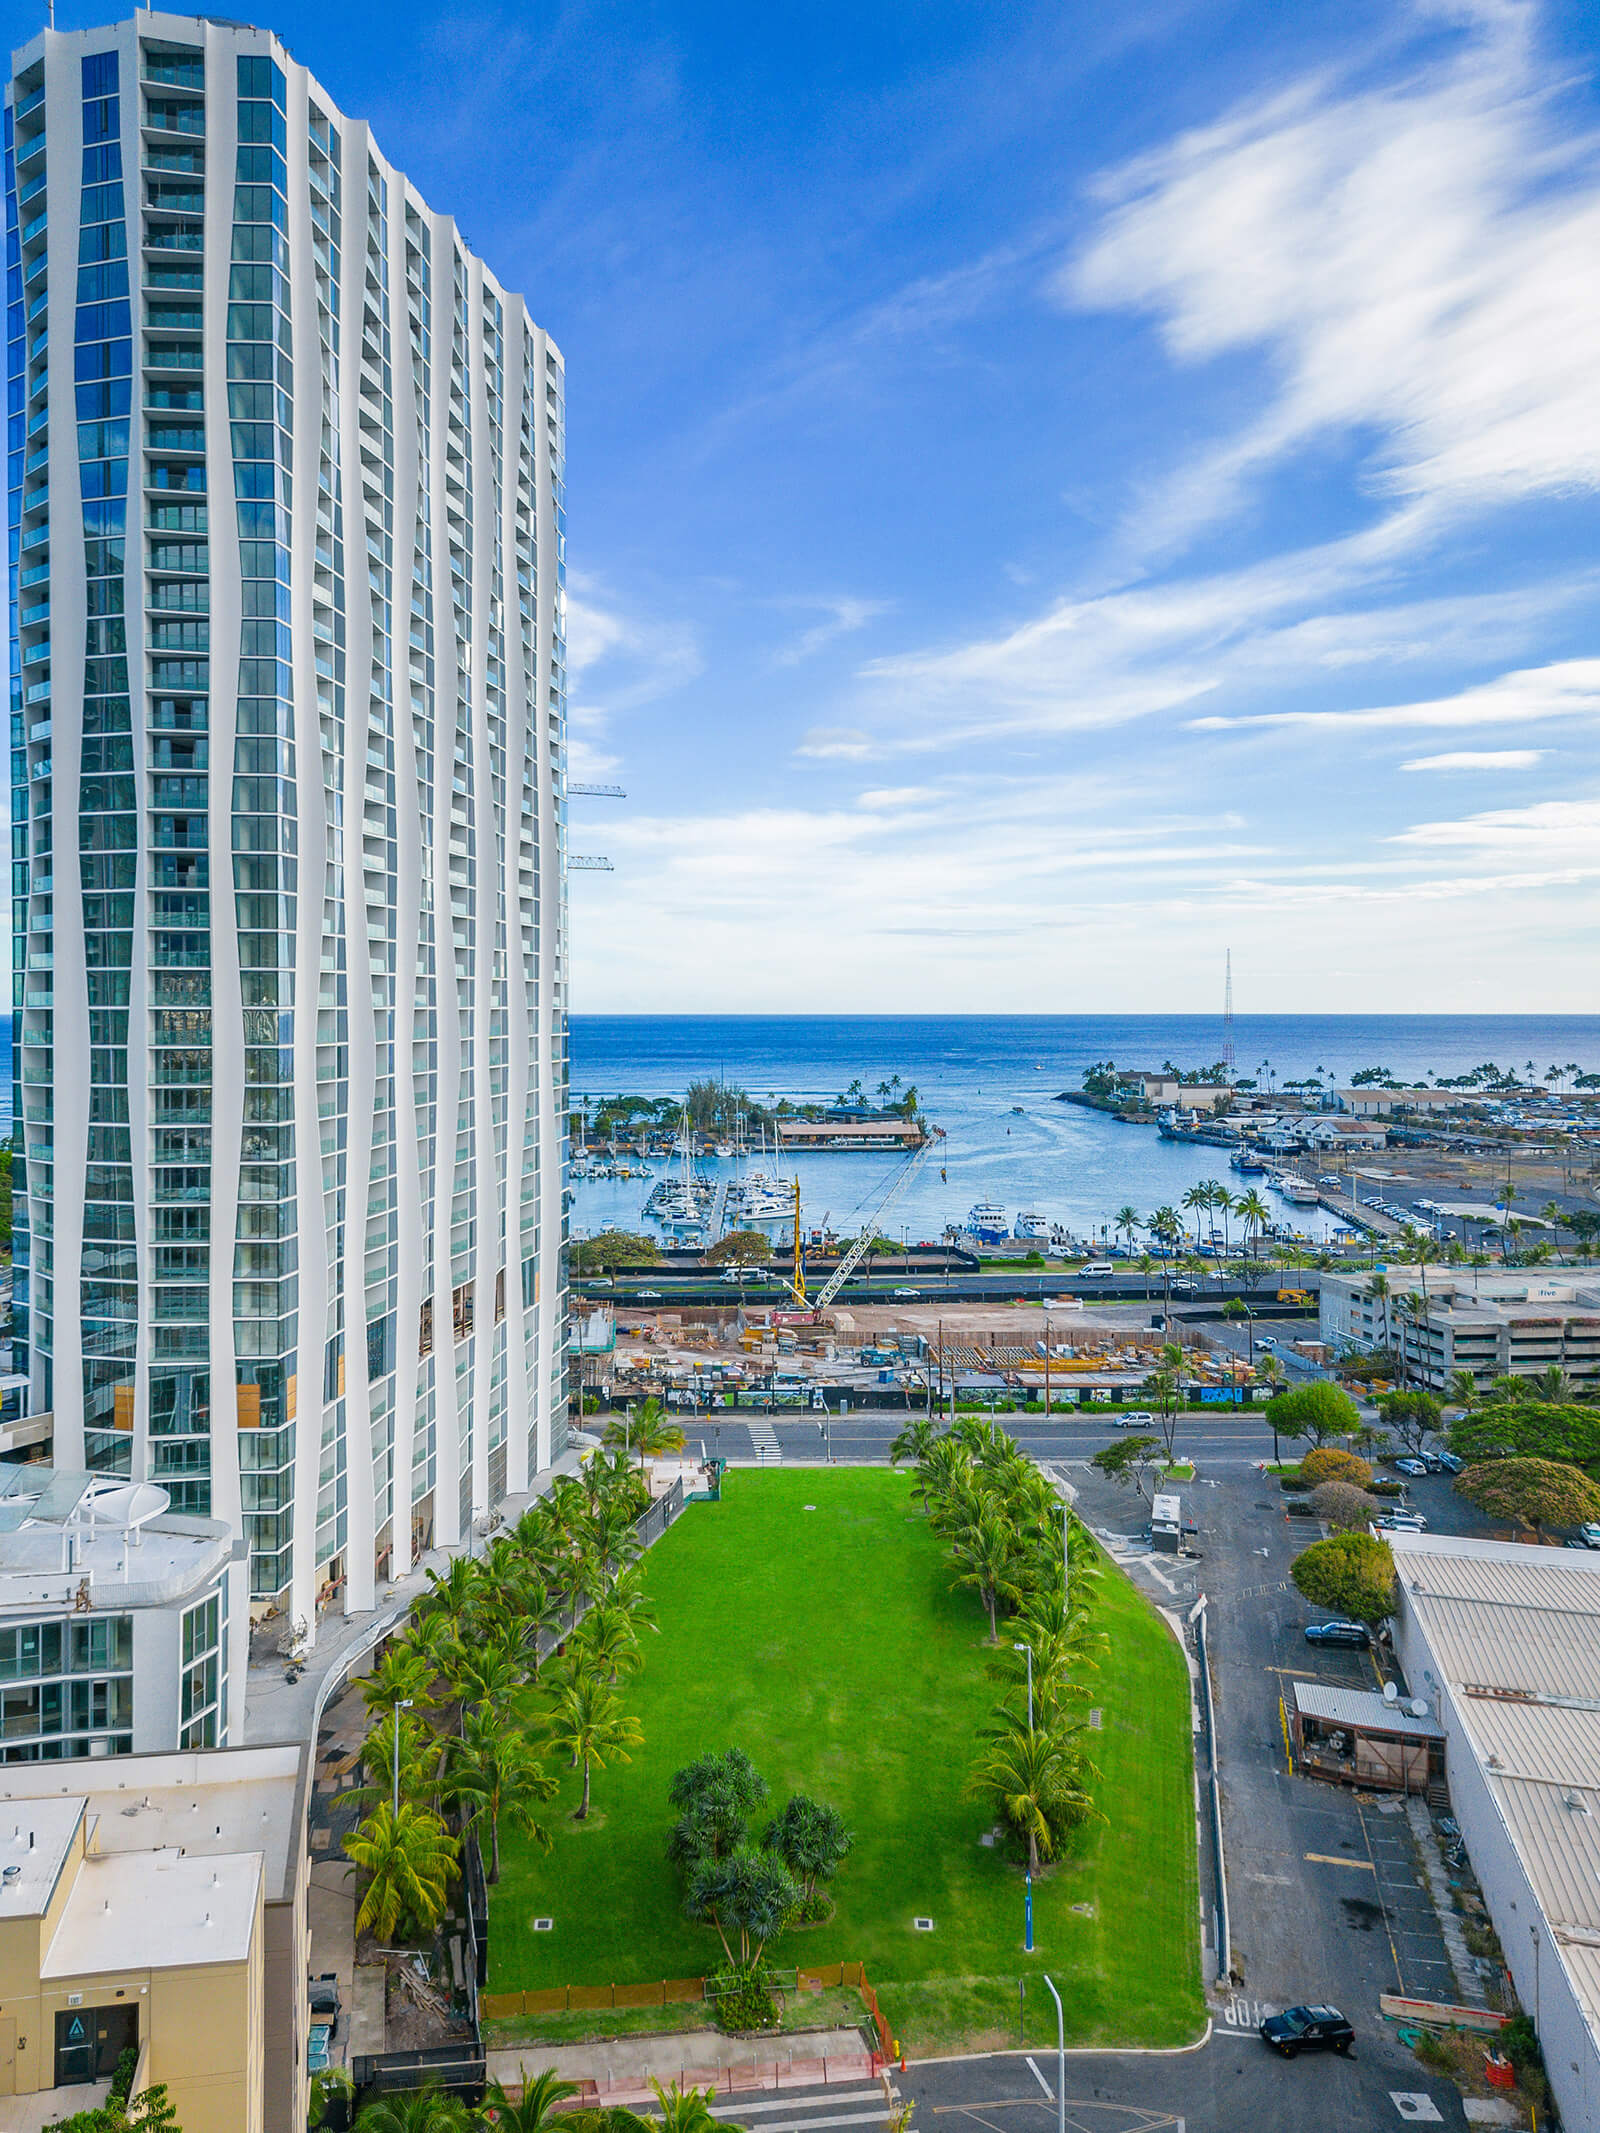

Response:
(1320, 1267), (1600, 1392)
(1389, 1533), (1600, 2131)
(0, 1744), (307, 2133)
(0, 1468), (248, 1761)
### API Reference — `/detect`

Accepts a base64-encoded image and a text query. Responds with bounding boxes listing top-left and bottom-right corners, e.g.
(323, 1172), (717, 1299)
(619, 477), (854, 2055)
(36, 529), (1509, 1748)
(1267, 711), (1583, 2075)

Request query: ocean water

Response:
(568, 1013), (1600, 1251)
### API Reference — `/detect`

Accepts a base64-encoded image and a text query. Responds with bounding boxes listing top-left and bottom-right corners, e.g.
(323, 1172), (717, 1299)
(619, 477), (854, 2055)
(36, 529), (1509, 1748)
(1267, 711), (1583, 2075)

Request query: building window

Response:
(179, 1587), (223, 1747)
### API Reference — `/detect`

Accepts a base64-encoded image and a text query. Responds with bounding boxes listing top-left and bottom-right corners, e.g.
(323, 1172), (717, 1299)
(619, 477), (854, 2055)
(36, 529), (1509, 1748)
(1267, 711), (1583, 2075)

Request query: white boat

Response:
(1275, 1173), (1320, 1205)
(967, 1201), (1009, 1240)
(1014, 1211), (1050, 1240)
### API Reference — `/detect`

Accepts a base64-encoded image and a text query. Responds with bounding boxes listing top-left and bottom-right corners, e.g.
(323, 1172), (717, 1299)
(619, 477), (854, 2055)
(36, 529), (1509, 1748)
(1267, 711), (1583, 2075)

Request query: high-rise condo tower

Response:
(6, 12), (571, 1634)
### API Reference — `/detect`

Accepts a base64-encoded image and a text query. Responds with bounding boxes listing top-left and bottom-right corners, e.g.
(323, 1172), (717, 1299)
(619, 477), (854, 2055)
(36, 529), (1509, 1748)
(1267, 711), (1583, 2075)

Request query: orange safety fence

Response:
(481, 1959), (896, 2060)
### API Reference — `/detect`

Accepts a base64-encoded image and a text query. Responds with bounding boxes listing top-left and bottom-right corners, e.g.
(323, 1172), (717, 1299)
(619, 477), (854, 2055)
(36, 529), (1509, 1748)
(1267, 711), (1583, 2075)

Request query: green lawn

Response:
(491, 1468), (1202, 2055)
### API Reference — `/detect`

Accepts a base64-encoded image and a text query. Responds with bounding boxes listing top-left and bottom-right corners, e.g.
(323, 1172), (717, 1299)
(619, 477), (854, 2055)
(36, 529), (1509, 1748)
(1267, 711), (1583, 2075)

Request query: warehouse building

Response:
(1390, 1532), (1600, 2131)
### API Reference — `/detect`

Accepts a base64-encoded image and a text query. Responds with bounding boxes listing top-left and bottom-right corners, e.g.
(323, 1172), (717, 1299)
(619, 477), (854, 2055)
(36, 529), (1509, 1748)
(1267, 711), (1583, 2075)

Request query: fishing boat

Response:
(966, 1201), (1010, 1241)
(1230, 1148), (1266, 1174)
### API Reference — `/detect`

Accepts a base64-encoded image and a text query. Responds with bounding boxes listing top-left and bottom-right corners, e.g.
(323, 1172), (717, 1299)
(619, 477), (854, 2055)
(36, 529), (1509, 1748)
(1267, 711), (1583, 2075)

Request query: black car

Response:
(1304, 1620), (1370, 1649)
(308, 1972), (342, 2021)
(1260, 2005), (1354, 2058)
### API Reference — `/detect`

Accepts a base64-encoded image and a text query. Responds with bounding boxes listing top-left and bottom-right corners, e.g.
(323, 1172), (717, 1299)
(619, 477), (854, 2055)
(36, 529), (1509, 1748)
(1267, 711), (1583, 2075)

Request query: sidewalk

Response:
(485, 2027), (876, 2105)
(244, 1438), (591, 1746)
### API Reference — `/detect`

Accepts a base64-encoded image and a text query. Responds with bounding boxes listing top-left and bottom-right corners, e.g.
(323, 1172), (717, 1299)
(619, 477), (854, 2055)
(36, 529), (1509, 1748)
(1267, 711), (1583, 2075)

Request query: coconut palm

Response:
(948, 1504), (1025, 1642)
(343, 1800), (459, 1941)
(889, 1416), (938, 1470)
(416, 1553), (485, 1644)
(353, 2085), (471, 2133)
(443, 1707), (557, 1882)
(603, 1396), (686, 1466)
(1180, 1183), (1209, 1248)
(544, 1667), (644, 1818)
(1234, 1189), (1271, 1261)
(337, 1708), (445, 1819)
(361, 1642), (436, 1721)
(649, 2080), (724, 2133)
(967, 1719), (1097, 1875)
(1114, 1205), (1140, 1259)
(1448, 1369), (1478, 1410)
(479, 2068), (581, 2133)
(446, 1635), (525, 1735)
(568, 1597), (643, 1684)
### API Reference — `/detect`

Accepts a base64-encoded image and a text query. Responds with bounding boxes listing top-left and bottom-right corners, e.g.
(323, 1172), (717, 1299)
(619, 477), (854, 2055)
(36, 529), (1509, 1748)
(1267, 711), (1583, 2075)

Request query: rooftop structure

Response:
(1320, 1267), (1600, 1393)
(0, 1466), (244, 1758)
(1390, 1532), (1600, 2131)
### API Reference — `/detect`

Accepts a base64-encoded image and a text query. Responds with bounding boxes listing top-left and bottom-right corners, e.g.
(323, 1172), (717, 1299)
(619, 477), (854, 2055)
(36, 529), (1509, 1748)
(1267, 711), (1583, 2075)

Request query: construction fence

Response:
(483, 1958), (899, 2062)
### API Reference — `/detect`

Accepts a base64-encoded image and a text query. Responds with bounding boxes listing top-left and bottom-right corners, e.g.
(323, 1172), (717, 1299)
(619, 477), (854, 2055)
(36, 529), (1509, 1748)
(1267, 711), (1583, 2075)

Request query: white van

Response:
(1080, 1261), (1116, 1277)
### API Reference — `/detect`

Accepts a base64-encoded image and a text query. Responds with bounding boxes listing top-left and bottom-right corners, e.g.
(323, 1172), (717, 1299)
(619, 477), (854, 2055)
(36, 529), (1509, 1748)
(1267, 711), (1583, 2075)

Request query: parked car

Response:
(1434, 1450), (1463, 1474)
(1117, 1410), (1156, 1430)
(1259, 2005), (1355, 2058)
(1079, 1262), (1115, 1277)
(1171, 1277), (1199, 1294)
(1393, 1456), (1429, 1478)
(890, 1286), (920, 1299)
(1258, 1334), (1277, 1349)
(1577, 1523), (1600, 1551)
(1304, 1620), (1370, 1649)
(1376, 1511), (1427, 1532)
(635, 1289), (663, 1301)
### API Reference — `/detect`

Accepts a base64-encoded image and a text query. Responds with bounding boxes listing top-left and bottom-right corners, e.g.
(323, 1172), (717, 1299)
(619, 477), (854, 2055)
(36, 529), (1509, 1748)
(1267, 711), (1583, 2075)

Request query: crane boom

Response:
(809, 1137), (932, 1317)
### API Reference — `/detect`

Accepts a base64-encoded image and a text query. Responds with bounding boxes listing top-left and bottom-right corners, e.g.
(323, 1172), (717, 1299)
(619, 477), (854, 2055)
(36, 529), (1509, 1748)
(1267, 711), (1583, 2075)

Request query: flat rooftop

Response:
(41, 1844), (261, 1976)
(0, 1466), (234, 1613)
(0, 1798), (83, 1920)
(0, 1746), (303, 1901)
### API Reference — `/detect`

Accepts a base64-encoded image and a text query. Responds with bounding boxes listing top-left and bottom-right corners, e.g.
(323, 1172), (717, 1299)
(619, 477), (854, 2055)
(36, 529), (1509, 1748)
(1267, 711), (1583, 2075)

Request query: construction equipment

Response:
(803, 1139), (933, 1321)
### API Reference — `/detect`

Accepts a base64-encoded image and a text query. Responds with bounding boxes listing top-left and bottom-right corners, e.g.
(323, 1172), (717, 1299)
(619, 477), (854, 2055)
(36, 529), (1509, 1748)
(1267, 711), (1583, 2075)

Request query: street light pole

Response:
(1013, 1642), (1033, 1729)
(392, 1697), (414, 1821)
(1042, 1975), (1066, 2133)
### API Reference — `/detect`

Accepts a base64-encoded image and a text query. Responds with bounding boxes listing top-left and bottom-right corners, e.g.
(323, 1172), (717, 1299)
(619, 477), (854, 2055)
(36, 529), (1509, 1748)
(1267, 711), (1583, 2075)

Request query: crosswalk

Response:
(709, 2085), (893, 2133)
(745, 1415), (782, 1461)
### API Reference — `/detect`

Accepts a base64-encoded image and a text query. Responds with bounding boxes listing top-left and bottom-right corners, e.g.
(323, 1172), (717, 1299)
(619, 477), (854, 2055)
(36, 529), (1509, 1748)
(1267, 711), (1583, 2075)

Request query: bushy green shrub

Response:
(710, 1960), (781, 2032)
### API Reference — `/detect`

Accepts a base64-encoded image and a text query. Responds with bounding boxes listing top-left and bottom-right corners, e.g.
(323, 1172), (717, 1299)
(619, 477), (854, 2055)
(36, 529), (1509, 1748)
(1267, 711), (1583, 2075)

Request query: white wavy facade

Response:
(7, 11), (570, 1633)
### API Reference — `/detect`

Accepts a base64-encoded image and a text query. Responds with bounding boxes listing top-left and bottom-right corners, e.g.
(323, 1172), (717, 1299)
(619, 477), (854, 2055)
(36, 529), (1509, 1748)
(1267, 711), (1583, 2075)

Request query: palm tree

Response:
(966, 1719), (1098, 1875)
(649, 2081), (725, 2133)
(949, 1505), (1025, 1642)
(444, 1708), (557, 1882)
(446, 1636), (524, 1735)
(1366, 1272), (1391, 1358)
(361, 1643), (435, 1721)
(568, 1597), (643, 1685)
(603, 1395), (686, 1466)
(1448, 1369), (1478, 1410)
(1209, 1182), (1234, 1256)
(353, 2086), (471, 2133)
(1234, 1189), (1271, 1262)
(337, 1709), (444, 1819)
(343, 1800), (459, 1941)
(1541, 1201), (1566, 1259)
(1114, 1205), (1140, 1259)
(417, 1553), (485, 1644)
(1180, 1183), (1209, 1249)
(544, 1667), (644, 1818)
(479, 2069), (581, 2133)
(889, 1416), (938, 1471)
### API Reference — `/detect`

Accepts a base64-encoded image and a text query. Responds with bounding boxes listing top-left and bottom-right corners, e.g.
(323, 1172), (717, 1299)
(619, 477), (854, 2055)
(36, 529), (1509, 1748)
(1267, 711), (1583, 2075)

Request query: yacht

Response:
(967, 1201), (1010, 1241)
(1274, 1173), (1320, 1205)
(1014, 1211), (1051, 1241)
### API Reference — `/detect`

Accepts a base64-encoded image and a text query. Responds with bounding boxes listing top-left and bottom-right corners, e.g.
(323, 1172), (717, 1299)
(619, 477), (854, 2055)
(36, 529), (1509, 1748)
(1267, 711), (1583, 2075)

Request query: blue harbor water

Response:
(569, 1014), (1600, 1251)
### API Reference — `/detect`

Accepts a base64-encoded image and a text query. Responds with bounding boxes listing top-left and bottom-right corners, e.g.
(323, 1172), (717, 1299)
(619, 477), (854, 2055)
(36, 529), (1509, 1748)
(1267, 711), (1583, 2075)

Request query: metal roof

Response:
(1290, 1680), (1441, 1737)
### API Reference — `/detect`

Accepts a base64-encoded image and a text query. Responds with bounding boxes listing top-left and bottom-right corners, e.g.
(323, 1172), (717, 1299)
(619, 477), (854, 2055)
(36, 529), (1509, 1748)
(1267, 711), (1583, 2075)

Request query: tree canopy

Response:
(1290, 1532), (1396, 1623)
(1455, 1458), (1600, 1539)
(571, 1230), (662, 1273)
(1450, 1403), (1600, 1474)
(1376, 1390), (1443, 1455)
(703, 1230), (773, 1266)
(1309, 1481), (1383, 1533)
(1300, 1447), (1373, 1490)
(1266, 1381), (1361, 1449)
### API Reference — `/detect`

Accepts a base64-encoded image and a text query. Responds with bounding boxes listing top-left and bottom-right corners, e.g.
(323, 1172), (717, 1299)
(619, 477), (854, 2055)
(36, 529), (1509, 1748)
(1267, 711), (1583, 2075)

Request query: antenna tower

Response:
(1222, 950), (1236, 1075)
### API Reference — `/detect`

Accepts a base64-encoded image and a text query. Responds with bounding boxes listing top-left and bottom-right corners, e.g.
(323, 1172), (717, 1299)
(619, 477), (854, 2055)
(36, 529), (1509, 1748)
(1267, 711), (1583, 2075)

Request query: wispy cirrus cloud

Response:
(772, 596), (889, 667)
(1401, 748), (1545, 771)
(1060, 2), (1600, 558)
(1188, 657), (1600, 734)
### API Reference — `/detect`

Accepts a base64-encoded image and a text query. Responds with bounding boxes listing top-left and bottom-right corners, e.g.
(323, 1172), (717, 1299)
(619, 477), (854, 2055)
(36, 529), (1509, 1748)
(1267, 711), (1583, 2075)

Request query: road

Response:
(577, 1273), (1323, 1309)
(901, 2028), (1465, 2133)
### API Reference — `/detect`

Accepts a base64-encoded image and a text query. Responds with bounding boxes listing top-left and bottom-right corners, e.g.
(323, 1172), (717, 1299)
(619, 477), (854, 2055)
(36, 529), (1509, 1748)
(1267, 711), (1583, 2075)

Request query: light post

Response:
(392, 1697), (414, 1821)
(1013, 1641), (1033, 1728)
(1042, 1974), (1066, 2133)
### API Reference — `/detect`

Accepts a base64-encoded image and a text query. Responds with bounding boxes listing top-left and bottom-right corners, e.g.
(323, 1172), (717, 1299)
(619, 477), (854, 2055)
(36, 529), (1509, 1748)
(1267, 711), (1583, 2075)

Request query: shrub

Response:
(1302, 1448), (1373, 1489)
(710, 1960), (782, 2033)
(1310, 1481), (1382, 1532)
(1291, 1531), (1397, 1623)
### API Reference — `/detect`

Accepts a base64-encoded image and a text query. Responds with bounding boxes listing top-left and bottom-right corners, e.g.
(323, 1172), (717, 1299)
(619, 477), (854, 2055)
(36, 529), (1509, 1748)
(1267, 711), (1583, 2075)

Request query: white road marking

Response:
(712, 2096), (886, 2118)
(1024, 2057), (1053, 2101)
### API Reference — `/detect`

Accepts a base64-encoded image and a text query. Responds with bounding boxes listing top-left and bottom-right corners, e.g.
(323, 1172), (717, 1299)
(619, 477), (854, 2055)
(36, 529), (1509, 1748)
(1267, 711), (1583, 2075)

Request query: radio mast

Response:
(1222, 950), (1236, 1075)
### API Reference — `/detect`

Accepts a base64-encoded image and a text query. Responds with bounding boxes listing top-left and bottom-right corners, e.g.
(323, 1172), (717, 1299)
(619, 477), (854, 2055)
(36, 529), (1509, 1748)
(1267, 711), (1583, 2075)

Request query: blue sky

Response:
(17, 0), (1600, 1013)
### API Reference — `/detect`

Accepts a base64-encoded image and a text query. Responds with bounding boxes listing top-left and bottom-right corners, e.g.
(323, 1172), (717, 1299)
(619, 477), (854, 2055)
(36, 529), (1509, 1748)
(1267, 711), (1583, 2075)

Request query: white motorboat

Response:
(1014, 1211), (1051, 1240)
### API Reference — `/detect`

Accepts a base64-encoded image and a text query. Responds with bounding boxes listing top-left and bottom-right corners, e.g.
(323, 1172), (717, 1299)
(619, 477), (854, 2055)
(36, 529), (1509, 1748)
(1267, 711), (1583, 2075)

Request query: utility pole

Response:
(1044, 1315), (1052, 1418)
